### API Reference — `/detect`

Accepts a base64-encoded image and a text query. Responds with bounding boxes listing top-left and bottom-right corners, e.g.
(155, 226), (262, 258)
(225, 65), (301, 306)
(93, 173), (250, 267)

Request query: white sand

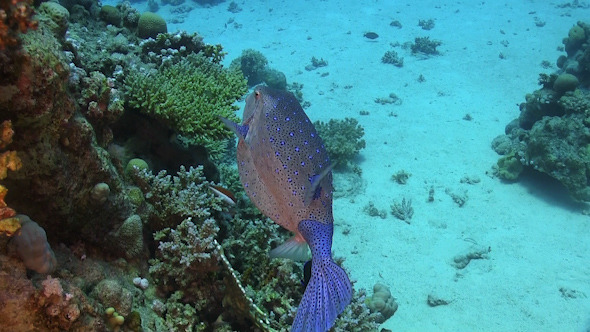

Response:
(111, 0), (590, 330)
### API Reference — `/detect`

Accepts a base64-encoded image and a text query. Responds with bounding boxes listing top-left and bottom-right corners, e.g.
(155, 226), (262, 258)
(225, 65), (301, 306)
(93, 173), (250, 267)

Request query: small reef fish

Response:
(221, 86), (352, 332)
(208, 185), (237, 206)
(364, 31), (379, 40)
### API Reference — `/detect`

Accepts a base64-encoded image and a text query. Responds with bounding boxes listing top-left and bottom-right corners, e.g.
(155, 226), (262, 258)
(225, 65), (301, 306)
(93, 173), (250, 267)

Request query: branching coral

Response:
(314, 117), (366, 169)
(131, 165), (223, 230)
(124, 53), (247, 148)
(149, 217), (220, 291)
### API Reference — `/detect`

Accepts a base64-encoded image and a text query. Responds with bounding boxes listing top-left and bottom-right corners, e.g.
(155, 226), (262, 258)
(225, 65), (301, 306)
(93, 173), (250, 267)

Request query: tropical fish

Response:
(221, 86), (352, 332)
(363, 32), (379, 40)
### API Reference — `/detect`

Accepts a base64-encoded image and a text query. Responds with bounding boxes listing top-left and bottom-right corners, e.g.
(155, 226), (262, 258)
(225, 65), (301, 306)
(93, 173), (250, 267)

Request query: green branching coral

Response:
(314, 117), (366, 168)
(124, 53), (247, 147)
(131, 165), (223, 230)
(149, 217), (220, 291)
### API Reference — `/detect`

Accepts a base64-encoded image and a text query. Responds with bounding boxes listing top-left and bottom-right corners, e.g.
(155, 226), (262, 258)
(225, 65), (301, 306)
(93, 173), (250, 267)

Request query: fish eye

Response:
(255, 91), (261, 99)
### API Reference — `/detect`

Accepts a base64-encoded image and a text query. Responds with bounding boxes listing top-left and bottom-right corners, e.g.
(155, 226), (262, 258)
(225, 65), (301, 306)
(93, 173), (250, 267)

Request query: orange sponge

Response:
(0, 120), (22, 180)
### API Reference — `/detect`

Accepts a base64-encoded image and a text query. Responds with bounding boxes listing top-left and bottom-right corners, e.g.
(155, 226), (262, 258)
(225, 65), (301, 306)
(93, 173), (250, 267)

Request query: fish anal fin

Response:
(269, 236), (310, 261)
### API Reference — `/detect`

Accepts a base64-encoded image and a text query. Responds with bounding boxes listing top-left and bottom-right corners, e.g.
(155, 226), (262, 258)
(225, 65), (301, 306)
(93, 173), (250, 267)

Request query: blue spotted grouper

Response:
(221, 85), (352, 331)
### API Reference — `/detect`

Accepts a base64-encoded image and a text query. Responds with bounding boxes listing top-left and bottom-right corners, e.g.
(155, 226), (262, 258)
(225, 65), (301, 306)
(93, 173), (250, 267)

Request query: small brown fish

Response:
(208, 185), (236, 206)
(364, 32), (379, 39)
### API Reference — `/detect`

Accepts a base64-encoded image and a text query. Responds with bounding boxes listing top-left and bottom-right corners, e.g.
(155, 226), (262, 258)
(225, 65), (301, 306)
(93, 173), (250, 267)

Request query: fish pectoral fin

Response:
(269, 236), (310, 261)
(219, 116), (248, 140)
(303, 163), (334, 206)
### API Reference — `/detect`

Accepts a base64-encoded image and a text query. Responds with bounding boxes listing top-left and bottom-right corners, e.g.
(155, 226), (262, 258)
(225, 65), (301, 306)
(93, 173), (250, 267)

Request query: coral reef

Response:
(99, 5), (122, 27)
(0, 7), (132, 247)
(37, 1), (70, 38)
(492, 21), (590, 201)
(231, 48), (268, 86)
(0, 120), (22, 179)
(131, 165), (224, 230)
(418, 18), (435, 30)
(391, 197), (414, 223)
(140, 31), (226, 65)
(314, 117), (366, 169)
(391, 169), (411, 184)
(382, 50), (404, 67)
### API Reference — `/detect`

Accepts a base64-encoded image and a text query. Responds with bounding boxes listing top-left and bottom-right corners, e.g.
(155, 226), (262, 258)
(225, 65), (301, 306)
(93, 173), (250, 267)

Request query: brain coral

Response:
(138, 12), (167, 39)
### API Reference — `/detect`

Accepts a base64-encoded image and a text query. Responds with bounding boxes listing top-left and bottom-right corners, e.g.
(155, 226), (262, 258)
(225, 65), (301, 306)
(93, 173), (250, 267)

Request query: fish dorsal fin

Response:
(303, 163), (334, 206)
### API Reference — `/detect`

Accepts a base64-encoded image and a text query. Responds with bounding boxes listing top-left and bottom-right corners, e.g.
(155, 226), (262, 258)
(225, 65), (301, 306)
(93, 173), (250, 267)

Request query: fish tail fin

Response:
(292, 220), (352, 332)
(269, 236), (310, 261)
